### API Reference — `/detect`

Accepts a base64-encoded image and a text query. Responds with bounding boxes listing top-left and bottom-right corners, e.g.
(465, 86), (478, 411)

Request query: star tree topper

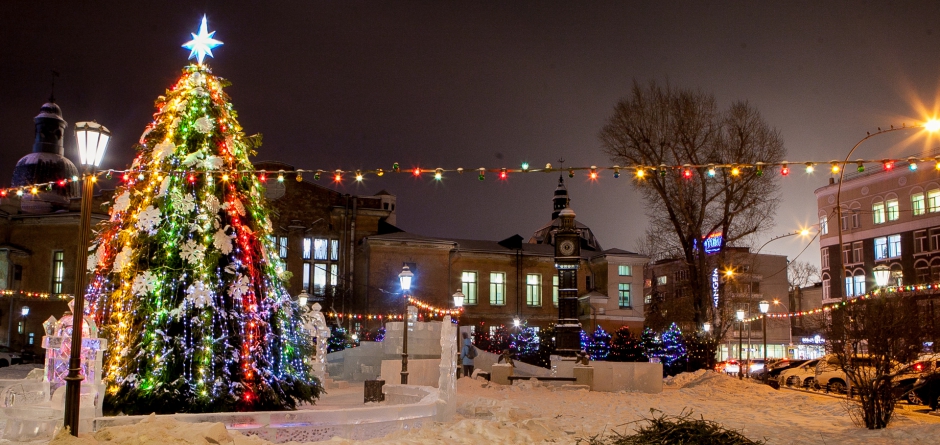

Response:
(182, 15), (223, 64)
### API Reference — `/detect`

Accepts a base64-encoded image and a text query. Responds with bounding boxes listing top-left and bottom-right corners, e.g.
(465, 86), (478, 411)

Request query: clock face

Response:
(559, 239), (575, 256)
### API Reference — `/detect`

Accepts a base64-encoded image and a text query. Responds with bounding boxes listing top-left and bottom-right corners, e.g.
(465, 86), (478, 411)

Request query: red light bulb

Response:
(781, 166), (790, 176)
(683, 169), (692, 179)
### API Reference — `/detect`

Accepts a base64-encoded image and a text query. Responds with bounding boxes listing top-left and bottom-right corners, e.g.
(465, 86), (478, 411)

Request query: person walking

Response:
(461, 332), (475, 377)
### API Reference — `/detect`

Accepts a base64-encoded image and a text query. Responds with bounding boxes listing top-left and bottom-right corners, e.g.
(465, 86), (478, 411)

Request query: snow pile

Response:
(663, 369), (708, 388)
(43, 372), (940, 445)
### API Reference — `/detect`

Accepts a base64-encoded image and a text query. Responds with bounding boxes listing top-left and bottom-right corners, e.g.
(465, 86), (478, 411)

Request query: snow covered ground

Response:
(31, 369), (940, 444)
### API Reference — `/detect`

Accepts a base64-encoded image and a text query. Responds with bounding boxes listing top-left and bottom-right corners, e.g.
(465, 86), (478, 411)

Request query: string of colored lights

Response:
(740, 282), (940, 323)
(0, 290), (73, 299)
(2, 156), (939, 198)
(407, 296), (464, 316)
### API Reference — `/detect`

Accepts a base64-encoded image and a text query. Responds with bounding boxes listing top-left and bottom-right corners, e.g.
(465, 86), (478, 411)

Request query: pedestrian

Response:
(461, 332), (475, 377)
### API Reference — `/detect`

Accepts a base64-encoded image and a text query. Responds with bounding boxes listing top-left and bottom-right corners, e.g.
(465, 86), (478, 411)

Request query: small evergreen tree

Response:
(579, 329), (591, 352)
(641, 327), (663, 363)
(327, 325), (348, 353)
(535, 323), (557, 368)
(587, 326), (612, 360)
(511, 327), (540, 363)
(486, 325), (512, 354)
(609, 326), (646, 362)
(686, 332), (719, 371)
(661, 323), (688, 376)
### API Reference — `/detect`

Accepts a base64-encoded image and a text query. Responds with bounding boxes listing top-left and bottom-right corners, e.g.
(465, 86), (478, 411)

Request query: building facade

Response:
(644, 247), (792, 361)
(815, 161), (940, 304)
(356, 176), (649, 336)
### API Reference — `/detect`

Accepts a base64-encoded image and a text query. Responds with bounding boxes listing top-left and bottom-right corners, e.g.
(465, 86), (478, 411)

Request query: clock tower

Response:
(554, 206), (581, 356)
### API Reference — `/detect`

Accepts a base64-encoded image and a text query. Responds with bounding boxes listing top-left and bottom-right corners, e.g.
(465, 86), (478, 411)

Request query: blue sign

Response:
(703, 232), (723, 255)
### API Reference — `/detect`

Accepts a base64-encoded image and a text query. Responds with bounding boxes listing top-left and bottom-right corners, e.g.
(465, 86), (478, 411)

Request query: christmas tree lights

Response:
(87, 32), (320, 412)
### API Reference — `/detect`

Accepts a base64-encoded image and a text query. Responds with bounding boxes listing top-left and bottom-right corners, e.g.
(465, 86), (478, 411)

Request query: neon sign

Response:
(703, 231), (723, 255)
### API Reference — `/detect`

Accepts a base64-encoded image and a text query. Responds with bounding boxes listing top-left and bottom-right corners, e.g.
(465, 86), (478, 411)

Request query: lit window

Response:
(330, 264), (338, 287)
(872, 201), (885, 224)
(552, 275), (559, 306)
(462, 272), (478, 305)
(886, 199), (899, 221)
(51, 251), (64, 294)
(853, 275), (866, 296)
(929, 189), (940, 212)
(657, 276), (667, 285)
(313, 263), (327, 295)
(618, 283), (631, 308)
(644, 294), (652, 304)
(874, 237), (887, 260)
(314, 238), (328, 260)
(819, 215), (828, 235)
(302, 238), (312, 260)
(526, 274), (542, 306)
(912, 193), (925, 216)
(28, 332), (34, 345)
(887, 234), (901, 258)
(277, 236), (288, 258)
(490, 272), (506, 306)
(618, 265), (632, 276)
(330, 239), (339, 261)
(302, 263), (311, 291)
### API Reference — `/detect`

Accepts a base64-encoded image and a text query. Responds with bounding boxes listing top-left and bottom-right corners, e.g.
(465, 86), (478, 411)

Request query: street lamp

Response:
(452, 289), (465, 377)
(64, 121), (110, 436)
(772, 299), (792, 355)
(873, 265), (891, 288)
(759, 300), (769, 368)
(736, 308), (745, 379)
(702, 322), (711, 333)
(398, 265), (413, 384)
(297, 289), (310, 308)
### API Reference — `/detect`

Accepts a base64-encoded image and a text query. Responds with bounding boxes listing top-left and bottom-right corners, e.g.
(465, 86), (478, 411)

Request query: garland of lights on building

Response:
(324, 297), (463, 322)
(2, 155), (940, 198)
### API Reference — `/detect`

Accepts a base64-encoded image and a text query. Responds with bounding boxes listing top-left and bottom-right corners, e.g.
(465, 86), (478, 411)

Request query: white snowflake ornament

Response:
(136, 205), (162, 233)
(213, 227), (233, 254)
(112, 191), (131, 214)
(181, 239), (205, 264)
(186, 281), (214, 308)
(131, 271), (156, 296)
(195, 116), (213, 134)
(113, 246), (132, 273)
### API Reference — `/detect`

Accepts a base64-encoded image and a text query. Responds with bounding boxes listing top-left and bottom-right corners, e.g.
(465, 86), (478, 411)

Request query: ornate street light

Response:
(64, 121), (110, 436)
(453, 289), (465, 377)
(873, 265), (891, 288)
(702, 322), (711, 333)
(297, 289), (310, 308)
(398, 265), (414, 384)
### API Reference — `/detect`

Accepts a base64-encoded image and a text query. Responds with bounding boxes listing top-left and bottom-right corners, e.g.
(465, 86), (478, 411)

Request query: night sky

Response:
(4, 1), (940, 269)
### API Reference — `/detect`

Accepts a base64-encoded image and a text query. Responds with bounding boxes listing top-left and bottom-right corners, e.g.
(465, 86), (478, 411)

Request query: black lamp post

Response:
(759, 300), (769, 371)
(64, 121), (110, 436)
(398, 265), (413, 384)
(452, 289), (464, 377)
(736, 308), (745, 379)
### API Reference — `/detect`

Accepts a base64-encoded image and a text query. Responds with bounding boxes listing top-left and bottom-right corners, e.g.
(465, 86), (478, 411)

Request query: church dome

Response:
(11, 100), (80, 213)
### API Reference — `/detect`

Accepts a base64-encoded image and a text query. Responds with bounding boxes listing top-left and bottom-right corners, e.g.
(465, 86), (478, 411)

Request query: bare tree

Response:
(600, 80), (785, 339)
(787, 261), (820, 291)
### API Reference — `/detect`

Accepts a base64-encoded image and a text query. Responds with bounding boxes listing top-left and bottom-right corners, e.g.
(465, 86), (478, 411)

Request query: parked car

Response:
(911, 372), (940, 411)
(814, 354), (882, 394)
(0, 347), (22, 367)
(779, 359), (820, 388)
(893, 354), (939, 405)
(762, 359), (808, 381)
(716, 360), (740, 375)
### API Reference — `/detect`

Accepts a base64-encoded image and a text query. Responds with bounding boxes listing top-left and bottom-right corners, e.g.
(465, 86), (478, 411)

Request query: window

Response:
(27, 333), (34, 346)
(872, 201), (885, 224)
(842, 244), (851, 265)
(917, 264), (930, 283)
(489, 272), (506, 305)
(913, 193), (926, 216)
(526, 274), (541, 306)
(618, 283), (631, 308)
(853, 275), (866, 296)
(552, 275), (559, 306)
(886, 199), (899, 221)
(915, 230), (928, 254)
(656, 275), (667, 285)
(313, 238), (328, 260)
(821, 248), (830, 269)
(17, 321), (23, 335)
(461, 272), (478, 305)
(845, 276), (853, 297)
(330, 239), (339, 261)
(822, 278), (830, 300)
(645, 294), (652, 304)
(313, 263), (327, 295)
(888, 234), (901, 258)
(330, 264), (338, 287)
(302, 238), (312, 260)
(931, 228), (940, 252)
(618, 265), (632, 276)
(674, 269), (689, 282)
(874, 237), (887, 260)
(929, 189), (940, 212)
(302, 263), (311, 291)
(819, 215), (828, 235)
(277, 236), (288, 258)
(852, 242), (863, 264)
(51, 251), (64, 294)
(852, 211), (860, 229)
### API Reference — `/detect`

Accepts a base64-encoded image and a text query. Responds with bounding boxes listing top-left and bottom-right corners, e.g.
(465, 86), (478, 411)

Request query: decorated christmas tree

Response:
(641, 327), (663, 363)
(328, 325), (349, 353)
(534, 323), (556, 368)
(510, 326), (540, 363)
(660, 323), (688, 375)
(579, 329), (591, 352)
(609, 326), (645, 362)
(87, 17), (320, 414)
(587, 326), (611, 360)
